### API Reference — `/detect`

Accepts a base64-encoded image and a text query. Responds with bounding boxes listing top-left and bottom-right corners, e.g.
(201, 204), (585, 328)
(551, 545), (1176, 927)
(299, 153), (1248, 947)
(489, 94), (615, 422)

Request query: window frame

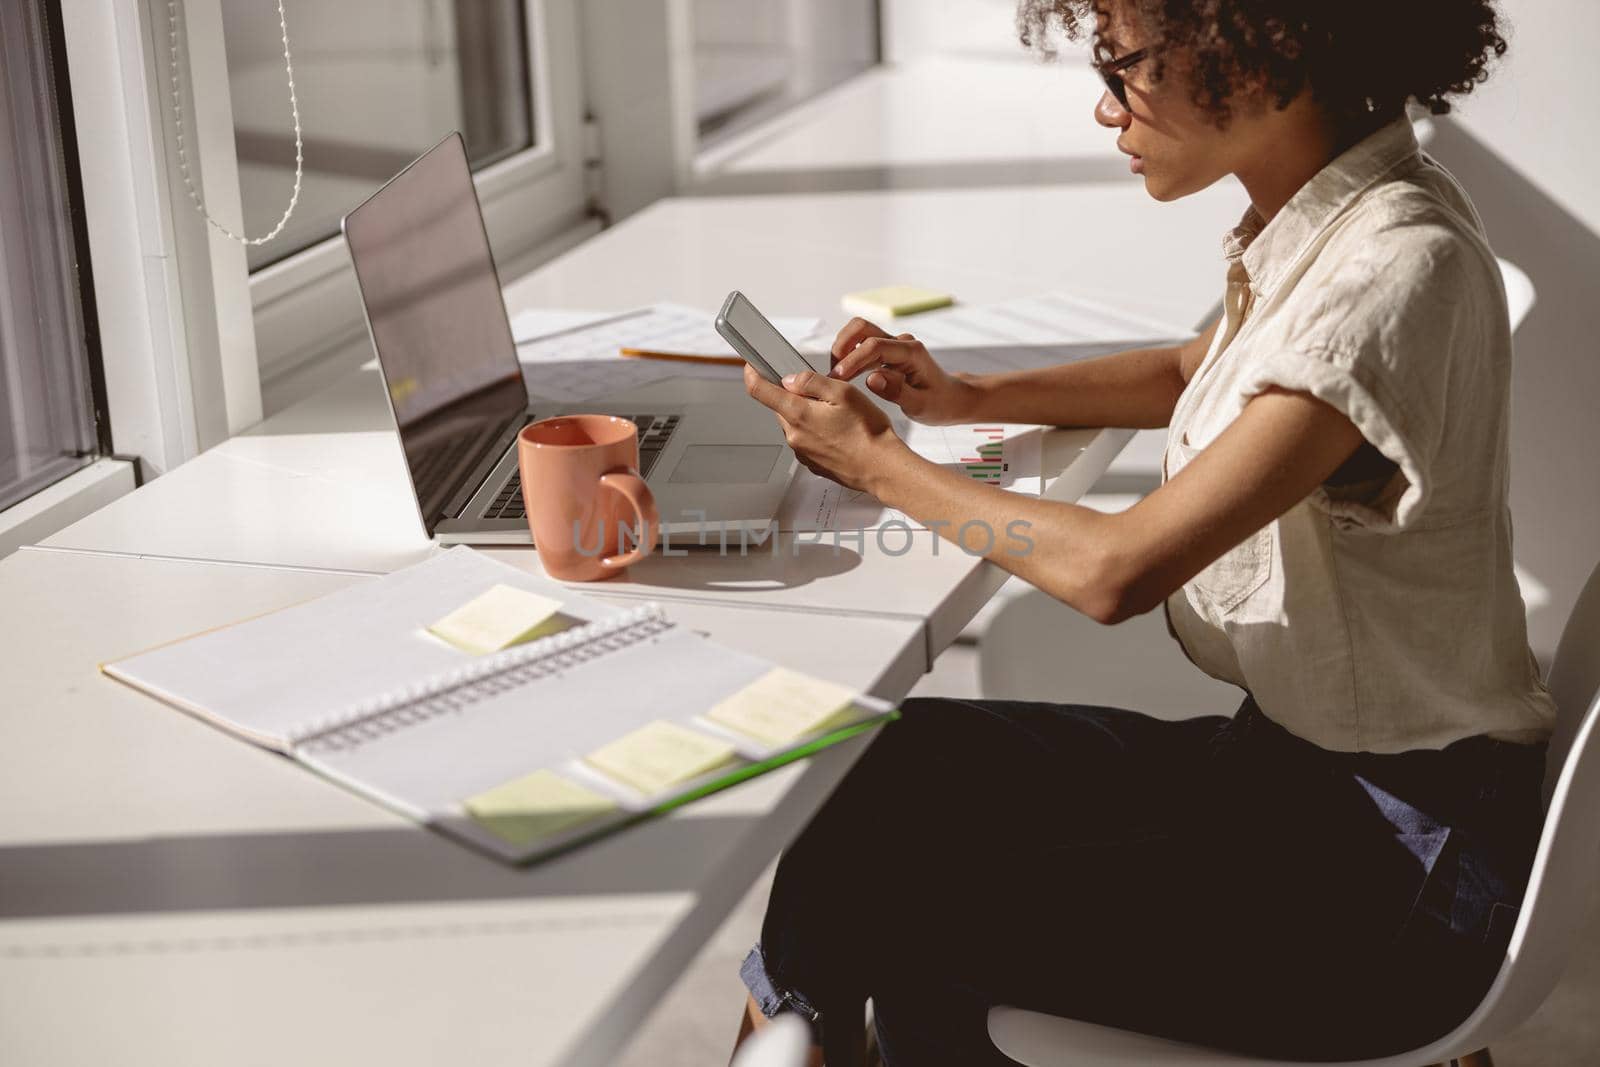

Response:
(243, 0), (593, 413)
(689, 0), (884, 150)
(0, 0), (112, 512)
(58, 0), (264, 476)
(0, 0), (144, 551)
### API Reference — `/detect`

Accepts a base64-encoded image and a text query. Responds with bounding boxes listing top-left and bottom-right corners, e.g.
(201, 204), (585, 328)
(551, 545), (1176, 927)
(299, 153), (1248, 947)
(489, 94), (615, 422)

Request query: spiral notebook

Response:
(103, 549), (897, 864)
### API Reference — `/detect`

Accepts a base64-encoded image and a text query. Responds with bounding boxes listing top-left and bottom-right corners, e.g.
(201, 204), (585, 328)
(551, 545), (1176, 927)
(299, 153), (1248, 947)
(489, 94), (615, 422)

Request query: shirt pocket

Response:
(1167, 437), (1274, 615)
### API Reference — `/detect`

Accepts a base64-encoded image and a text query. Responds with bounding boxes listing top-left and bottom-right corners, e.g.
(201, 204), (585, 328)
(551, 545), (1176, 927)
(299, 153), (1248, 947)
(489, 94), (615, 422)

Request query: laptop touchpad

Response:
(667, 445), (783, 484)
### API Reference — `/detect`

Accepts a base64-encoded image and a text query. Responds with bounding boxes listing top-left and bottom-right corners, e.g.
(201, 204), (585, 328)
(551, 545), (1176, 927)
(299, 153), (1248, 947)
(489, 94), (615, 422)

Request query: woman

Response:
(733, 1), (1555, 1063)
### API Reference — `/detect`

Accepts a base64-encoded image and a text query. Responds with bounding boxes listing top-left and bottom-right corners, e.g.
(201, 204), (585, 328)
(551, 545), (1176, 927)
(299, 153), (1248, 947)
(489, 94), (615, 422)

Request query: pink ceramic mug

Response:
(517, 414), (659, 581)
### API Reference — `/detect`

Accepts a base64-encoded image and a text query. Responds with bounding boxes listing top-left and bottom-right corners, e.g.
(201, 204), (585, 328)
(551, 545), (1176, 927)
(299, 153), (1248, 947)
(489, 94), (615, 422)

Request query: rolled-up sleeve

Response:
(1237, 343), (1430, 531)
(1234, 219), (1491, 532)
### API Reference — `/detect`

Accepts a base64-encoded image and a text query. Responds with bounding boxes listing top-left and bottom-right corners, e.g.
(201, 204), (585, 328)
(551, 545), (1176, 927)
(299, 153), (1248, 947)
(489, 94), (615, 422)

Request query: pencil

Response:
(618, 348), (745, 366)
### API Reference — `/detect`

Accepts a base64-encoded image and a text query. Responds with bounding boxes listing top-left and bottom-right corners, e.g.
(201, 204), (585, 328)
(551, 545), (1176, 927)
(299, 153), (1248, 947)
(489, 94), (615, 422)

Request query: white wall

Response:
(1455, 0), (1600, 240)
(689, 0), (877, 141)
(1427, 0), (1600, 661)
(578, 0), (697, 222)
(881, 0), (1026, 62)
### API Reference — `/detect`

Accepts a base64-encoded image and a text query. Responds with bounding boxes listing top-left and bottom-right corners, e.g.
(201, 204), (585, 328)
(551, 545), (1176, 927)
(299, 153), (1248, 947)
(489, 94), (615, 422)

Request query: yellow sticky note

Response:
(841, 285), (954, 319)
(464, 769), (618, 847)
(428, 584), (568, 655)
(584, 721), (738, 795)
(706, 667), (858, 746)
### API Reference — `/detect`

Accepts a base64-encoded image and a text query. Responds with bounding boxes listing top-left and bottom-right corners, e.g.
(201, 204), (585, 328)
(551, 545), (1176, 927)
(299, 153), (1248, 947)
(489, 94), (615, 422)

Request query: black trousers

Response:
(741, 696), (1546, 1066)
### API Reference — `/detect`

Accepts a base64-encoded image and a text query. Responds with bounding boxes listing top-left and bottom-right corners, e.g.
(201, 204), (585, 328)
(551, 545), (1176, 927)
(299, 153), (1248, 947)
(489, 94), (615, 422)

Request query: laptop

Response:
(342, 132), (797, 545)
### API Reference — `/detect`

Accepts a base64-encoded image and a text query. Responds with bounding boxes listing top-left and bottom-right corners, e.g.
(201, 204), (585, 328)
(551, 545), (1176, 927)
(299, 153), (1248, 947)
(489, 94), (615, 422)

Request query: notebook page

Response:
(296, 623), (776, 816)
(103, 548), (619, 749)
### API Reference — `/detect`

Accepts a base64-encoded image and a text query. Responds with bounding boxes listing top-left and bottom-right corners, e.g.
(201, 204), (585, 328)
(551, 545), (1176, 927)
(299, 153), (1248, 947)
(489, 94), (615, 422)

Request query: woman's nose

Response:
(1095, 89), (1131, 129)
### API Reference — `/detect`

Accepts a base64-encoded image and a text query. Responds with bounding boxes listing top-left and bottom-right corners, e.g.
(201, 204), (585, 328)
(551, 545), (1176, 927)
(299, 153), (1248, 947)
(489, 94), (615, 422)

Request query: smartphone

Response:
(715, 290), (818, 385)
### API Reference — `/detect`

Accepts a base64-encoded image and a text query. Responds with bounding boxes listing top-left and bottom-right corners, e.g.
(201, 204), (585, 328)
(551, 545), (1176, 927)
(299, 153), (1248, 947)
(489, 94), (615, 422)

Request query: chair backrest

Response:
(1441, 557), (1600, 1045)
(1497, 257), (1537, 336)
(1543, 560), (1600, 800)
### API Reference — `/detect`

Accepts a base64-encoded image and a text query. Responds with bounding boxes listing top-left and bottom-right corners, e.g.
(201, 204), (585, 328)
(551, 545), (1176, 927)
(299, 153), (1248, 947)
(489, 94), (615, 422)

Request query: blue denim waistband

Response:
(741, 942), (823, 1032)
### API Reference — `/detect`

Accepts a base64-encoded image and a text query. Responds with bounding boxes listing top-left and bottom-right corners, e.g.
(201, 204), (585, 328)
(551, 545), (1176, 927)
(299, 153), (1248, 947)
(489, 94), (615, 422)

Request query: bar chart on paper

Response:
(951, 427), (1009, 484)
(919, 423), (1038, 493)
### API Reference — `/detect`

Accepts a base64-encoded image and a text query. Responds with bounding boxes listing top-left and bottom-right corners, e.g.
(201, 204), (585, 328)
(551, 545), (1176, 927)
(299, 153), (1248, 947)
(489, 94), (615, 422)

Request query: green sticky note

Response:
(841, 285), (954, 319)
(464, 769), (619, 847)
(584, 721), (738, 795)
(706, 667), (858, 747)
(427, 584), (568, 655)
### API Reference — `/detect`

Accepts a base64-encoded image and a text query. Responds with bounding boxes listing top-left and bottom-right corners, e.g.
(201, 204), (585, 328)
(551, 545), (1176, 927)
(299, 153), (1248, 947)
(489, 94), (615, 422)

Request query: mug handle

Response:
(597, 468), (659, 572)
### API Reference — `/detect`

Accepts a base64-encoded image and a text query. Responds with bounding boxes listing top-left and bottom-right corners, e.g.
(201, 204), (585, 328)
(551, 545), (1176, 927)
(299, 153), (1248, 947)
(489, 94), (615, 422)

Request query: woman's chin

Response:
(1140, 173), (1170, 200)
(1142, 172), (1191, 203)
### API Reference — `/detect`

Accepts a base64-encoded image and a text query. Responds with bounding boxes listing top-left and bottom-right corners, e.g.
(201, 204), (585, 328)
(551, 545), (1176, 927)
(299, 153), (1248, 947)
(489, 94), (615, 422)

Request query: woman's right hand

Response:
(827, 317), (980, 426)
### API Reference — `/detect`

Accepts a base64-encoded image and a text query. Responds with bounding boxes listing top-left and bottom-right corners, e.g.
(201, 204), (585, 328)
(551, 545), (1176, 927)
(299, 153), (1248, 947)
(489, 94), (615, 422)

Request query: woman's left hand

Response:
(743, 364), (907, 493)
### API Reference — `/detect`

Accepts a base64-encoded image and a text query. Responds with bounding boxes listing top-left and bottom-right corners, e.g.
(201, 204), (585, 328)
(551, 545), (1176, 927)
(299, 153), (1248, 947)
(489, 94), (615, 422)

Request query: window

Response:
(200, 0), (590, 413)
(222, 0), (535, 271)
(0, 0), (104, 512)
(691, 0), (880, 145)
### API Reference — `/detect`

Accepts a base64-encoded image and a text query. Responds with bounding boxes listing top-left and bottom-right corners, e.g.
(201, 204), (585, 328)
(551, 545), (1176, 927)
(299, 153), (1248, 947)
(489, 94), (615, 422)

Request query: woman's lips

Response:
(1117, 140), (1145, 175)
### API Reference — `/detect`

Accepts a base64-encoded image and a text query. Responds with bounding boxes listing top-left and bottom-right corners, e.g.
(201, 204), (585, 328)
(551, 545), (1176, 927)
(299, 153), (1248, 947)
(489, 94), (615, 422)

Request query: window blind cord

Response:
(165, 0), (302, 246)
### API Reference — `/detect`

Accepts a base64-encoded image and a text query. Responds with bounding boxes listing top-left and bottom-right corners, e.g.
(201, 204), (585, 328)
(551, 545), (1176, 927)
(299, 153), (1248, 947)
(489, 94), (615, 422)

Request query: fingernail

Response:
(782, 374), (797, 386)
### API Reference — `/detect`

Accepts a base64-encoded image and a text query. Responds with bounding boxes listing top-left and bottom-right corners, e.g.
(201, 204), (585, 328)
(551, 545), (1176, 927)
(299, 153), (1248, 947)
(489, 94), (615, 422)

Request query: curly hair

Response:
(1017, 0), (1508, 129)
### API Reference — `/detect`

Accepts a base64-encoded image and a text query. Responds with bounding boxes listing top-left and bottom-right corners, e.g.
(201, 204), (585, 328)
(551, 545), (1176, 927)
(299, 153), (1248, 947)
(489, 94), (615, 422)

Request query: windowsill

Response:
(0, 458), (137, 561)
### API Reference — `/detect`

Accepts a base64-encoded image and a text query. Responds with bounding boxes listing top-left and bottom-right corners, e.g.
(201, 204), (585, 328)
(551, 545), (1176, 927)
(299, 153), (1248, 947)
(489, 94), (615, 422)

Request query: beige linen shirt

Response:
(1162, 116), (1556, 754)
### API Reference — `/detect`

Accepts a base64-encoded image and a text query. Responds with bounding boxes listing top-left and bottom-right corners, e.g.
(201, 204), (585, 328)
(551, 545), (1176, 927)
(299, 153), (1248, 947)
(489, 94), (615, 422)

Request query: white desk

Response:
(35, 365), (1123, 666)
(41, 168), (1230, 649)
(0, 547), (922, 1067)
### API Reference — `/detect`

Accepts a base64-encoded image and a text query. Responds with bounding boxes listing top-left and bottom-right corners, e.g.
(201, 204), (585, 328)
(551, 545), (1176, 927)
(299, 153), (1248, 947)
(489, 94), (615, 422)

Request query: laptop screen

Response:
(342, 132), (526, 533)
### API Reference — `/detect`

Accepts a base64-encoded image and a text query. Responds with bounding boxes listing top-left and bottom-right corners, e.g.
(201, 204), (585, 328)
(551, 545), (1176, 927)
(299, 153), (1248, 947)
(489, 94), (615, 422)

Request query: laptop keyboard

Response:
(483, 414), (681, 520)
(410, 424), (503, 504)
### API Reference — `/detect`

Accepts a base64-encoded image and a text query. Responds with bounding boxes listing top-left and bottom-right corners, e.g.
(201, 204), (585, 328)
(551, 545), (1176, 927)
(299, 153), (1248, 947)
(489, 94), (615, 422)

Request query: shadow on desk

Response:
(490, 540), (866, 597)
(0, 813), (759, 920)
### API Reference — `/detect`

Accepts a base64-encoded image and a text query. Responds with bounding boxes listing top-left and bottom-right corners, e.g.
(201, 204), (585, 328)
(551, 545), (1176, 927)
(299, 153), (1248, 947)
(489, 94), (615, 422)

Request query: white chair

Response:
(730, 1014), (812, 1067)
(1498, 258), (1536, 336)
(987, 557), (1600, 1067)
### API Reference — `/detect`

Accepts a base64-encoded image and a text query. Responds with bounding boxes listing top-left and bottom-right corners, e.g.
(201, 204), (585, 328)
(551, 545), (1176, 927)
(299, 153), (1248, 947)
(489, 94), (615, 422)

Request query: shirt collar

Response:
(1221, 116), (1421, 299)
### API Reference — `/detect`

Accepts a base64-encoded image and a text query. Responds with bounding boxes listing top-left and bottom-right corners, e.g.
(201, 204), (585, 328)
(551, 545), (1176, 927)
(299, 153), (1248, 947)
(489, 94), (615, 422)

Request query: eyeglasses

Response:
(1097, 47), (1151, 110)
